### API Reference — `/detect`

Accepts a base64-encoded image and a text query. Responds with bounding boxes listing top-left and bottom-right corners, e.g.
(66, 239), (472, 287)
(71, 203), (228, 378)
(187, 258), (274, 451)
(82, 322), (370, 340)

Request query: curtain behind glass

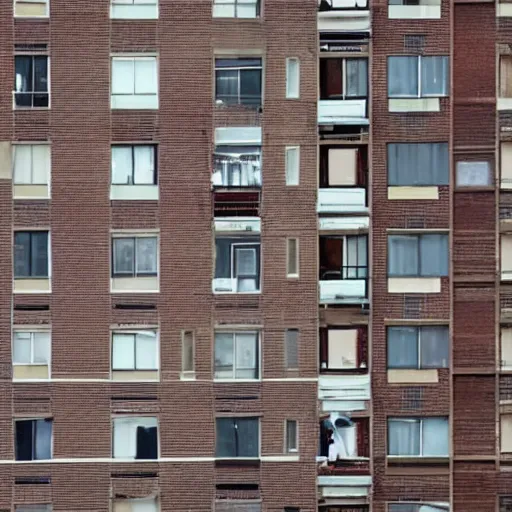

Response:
(235, 333), (257, 378)
(112, 146), (133, 184)
(136, 331), (157, 369)
(31, 231), (48, 277)
(388, 235), (419, 276)
(113, 334), (135, 369)
(388, 419), (420, 455)
(420, 327), (449, 368)
(388, 56), (418, 97)
(114, 238), (135, 275)
(346, 59), (368, 97)
(388, 327), (418, 368)
(215, 333), (234, 378)
(422, 418), (449, 456)
(216, 418), (236, 457)
(216, 69), (239, 104)
(35, 420), (52, 460)
(421, 56), (449, 96)
(136, 237), (157, 274)
(134, 146), (155, 184)
(237, 418), (259, 457)
(419, 235), (448, 276)
(13, 332), (31, 364)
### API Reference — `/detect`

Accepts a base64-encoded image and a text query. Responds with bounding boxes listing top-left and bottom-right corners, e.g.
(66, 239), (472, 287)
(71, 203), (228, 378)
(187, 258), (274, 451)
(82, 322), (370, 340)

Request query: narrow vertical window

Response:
(285, 146), (300, 186)
(285, 329), (299, 370)
(285, 420), (298, 452)
(286, 58), (300, 99)
(182, 330), (195, 375)
(287, 238), (299, 277)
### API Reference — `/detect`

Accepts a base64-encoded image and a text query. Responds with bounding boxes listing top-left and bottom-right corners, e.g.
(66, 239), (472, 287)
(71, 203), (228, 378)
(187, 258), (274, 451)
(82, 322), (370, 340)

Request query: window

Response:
(285, 420), (298, 452)
(13, 331), (50, 365)
(285, 146), (300, 186)
(501, 56), (512, 98)
(285, 329), (299, 369)
(110, 0), (158, 19)
(112, 331), (158, 371)
(112, 236), (158, 277)
(388, 56), (449, 98)
(286, 58), (300, 99)
(287, 238), (299, 277)
(111, 57), (158, 109)
(215, 58), (262, 107)
(214, 237), (261, 293)
(15, 419), (52, 461)
(320, 58), (368, 100)
(215, 502), (261, 512)
(14, 0), (49, 18)
(213, 0), (260, 18)
(387, 143), (449, 186)
(387, 326), (449, 369)
(113, 498), (158, 512)
(14, 55), (49, 108)
(15, 506), (52, 512)
(320, 235), (368, 280)
(214, 331), (259, 379)
(456, 161), (491, 187)
(320, 328), (368, 370)
(387, 417), (449, 456)
(180, 330), (195, 375)
(388, 234), (449, 277)
(389, 0), (440, 4)
(216, 417), (259, 457)
(388, 504), (449, 512)
(320, 147), (366, 187)
(111, 145), (157, 185)
(213, 145), (261, 187)
(13, 145), (50, 185)
(14, 231), (49, 278)
(113, 417), (158, 459)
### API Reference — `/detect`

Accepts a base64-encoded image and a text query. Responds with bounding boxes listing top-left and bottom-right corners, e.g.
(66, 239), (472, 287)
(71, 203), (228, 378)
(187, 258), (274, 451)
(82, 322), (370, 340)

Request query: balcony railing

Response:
(318, 99), (368, 125)
(318, 457), (370, 476)
(214, 191), (260, 218)
(317, 188), (367, 213)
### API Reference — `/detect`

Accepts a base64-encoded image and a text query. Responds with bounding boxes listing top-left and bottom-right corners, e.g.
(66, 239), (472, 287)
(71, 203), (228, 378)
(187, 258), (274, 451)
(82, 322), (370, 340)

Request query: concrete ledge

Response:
(388, 277), (441, 294)
(388, 186), (439, 200)
(14, 184), (49, 199)
(111, 276), (159, 293)
(14, 278), (51, 294)
(388, 369), (439, 384)
(13, 365), (49, 380)
(112, 370), (158, 381)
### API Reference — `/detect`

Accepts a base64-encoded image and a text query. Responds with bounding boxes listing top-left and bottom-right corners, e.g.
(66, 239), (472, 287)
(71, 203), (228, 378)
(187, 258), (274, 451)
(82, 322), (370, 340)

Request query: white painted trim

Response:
(10, 377), (318, 383)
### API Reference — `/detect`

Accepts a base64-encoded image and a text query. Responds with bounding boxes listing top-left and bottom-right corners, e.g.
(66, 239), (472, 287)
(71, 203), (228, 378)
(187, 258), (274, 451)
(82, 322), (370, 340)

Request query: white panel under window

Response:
(456, 161), (491, 187)
(329, 148), (357, 186)
(285, 146), (300, 186)
(286, 58), (300, 99)
(328, 329), (357, 369)
(215, 127), (262, 145)
(113, 334), (136, 370)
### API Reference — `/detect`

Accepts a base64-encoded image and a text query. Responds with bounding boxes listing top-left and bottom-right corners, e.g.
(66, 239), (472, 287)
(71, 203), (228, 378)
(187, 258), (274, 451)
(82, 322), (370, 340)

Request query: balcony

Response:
(318, 0), (370, 33)
(319, 374), (370, 412)
(318, 100), (368, 126)
(318, 188), (367, 214)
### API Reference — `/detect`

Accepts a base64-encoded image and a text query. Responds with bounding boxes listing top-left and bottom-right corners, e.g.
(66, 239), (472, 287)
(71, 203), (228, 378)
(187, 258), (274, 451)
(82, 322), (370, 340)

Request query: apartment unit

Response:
(0, 0), (510, 511)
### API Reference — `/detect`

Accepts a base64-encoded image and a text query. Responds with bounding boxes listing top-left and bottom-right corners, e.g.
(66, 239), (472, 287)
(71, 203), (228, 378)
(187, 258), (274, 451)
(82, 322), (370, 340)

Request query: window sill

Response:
(214, 378), (261, 383)
(180, 372), (196, 381)
(387, 277), (441, 294)
(387, 186), (439, 200)
(212, 16), (262, 22)
(110, 184), (159, 201)
(388, 97), (441, 113)
(111, 370), (159, 381)
(13, 107), (50, 111)
(14, 278), (51, 294)
(213, 290), (262, 295)
(111, 276), (159, 293)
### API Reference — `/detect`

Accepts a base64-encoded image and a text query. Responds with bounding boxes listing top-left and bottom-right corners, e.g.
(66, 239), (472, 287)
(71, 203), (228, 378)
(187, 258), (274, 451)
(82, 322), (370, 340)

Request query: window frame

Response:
(212, 0), (261, 17)
(214, 330), (260, 380)
(285, 419), (298, 453)
(215, 416), (260, 458)
(320, 57), (369, 101)
(387, 504), (449, 512)
(12, 330), (50, 366)
(387, 325), (449, 369)
(387, 55), (449, 99)
(13, 54), (50, 109)
(111, 144), (158, 185)
(213, 144), (262, 188)
(111, 330), (159, 371)
(12, 143), (51, 185)
(215, 58), (263, 107)
(387, 233), (449, 278)
(14, 230), (50, 279)
(15, 418), (52, 461)
(111, 235), (159, 278)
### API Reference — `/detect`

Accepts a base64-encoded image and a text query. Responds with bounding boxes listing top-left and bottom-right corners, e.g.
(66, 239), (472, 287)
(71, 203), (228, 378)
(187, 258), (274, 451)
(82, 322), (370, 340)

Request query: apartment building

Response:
(0, 0), (510, 511)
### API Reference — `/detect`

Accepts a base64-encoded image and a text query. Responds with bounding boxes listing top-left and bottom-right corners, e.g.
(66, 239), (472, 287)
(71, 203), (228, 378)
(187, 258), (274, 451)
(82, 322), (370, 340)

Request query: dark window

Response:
(14, 231), (49, 278)
(136, 425), (158, 459)
(319, 235), (368, 280)
(14, 55), (49, 108)
(112, 237), (158, 277)
(15, 419), (52, 461)
(112, 417), (158, 460)
(320, 58), (368, 100)
(216, 417), (259, 457)
(387, 326), (449, 369)
(215, 58), (262, 107)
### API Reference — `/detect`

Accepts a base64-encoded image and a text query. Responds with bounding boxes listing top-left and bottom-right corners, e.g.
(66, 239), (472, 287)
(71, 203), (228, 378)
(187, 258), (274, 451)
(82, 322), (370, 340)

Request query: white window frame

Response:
(388, 55), (448, 99)
(286, 57), (300, 99)
(110, 0), (159, 20)
(285, 146), (300, 186)
(112, 234), (159, 278)
(14, 0), (50, 18)
(111, 56), (158, 109)
(214, 331), (260, 381)
(212, 0), (260, 18)
(12, 143), (51, 185)
(12, 330), (50, 366)
(111, 330), (159, 371)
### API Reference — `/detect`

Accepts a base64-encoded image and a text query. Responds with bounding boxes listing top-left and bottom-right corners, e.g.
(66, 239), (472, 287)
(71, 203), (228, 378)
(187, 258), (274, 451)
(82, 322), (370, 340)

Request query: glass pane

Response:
(286, 329), (299, 369)
(421, 56), (449, 96)
(33, 332), (50, 364)
(13, 332), (31, 364)
(388, 327), (418, 368)
(113, 238), (135, 275)
(215, 333), (234, 378)
(112, 334), (135, 370)
(235, 333), (257, 378)
(111, 147), (133, 185)
(34, 419), (52, 460)
(422, 417), (449, 456)
(136, 237), (157, 274)
(286, 58), (299, 98)
(240, 69), (262, 105)
(135, 331), (157, 370)
(419, 235), (448, 277)
(388, 56), (418, 97)
(286, 420), (297, 451)
(286, 147), (299, 185)
(112, 59), (134, 95)
(134, 59), (157, 94)
(31, 145), (50, 185)
(346, 59), (368, 97)
(420, 327), (449, 368)
(237, 418), (259, 457)
(31, 232), (48, 277)
(235, 248), (256, 276)
(456, 161), (491, 187)
(134, 146), (155, 184)
(216, 418), (236, 457)
(388, 419), (420, 456)
(32, 93), (49, 108)
(33, 56), (48, 92)
(388, 235), (419, 276)
(13, 145), (32, 184)
(216, 69), (239, 104)
(15, 56), (32, 93)
(14, 232), (31, 278)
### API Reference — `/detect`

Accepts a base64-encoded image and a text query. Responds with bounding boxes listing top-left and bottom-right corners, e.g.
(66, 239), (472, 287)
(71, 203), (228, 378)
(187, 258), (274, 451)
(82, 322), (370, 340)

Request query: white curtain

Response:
(388, 235), (419, 276)
(422, 418), (449, 456)
(35, 420), (52, 459)
(456, 161), (490, 186)
(419, 235), (448, 277)
(235, 332), (257, 378)
(388, 419), (420, 455)
(285, 147), (300, 185)
(346, 59), (368, 97)
(135, 331), (157, 369)
(33, 332), (50, 364)
(421, 56), (449, 96)
(388, 56), (418, 97)
(112, 59), (135, 95)
(112, 147), (133, 184)
(13, 145), (32, 184)
(134, 146), (155, 184)
(113, 334), (135, 370)
(136, 237), (158, 274)
(13, 332), (31, 364)
(32, 145), (50, 184)
(237, 0), (258, 17)
(215, 333), (234, 378)
(134, 59), (157, 94)
(420, 326), (449, 368)
(113, 418), (138, 458)
(387, 327), (418, 368)
(286, 58), (300, 98)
